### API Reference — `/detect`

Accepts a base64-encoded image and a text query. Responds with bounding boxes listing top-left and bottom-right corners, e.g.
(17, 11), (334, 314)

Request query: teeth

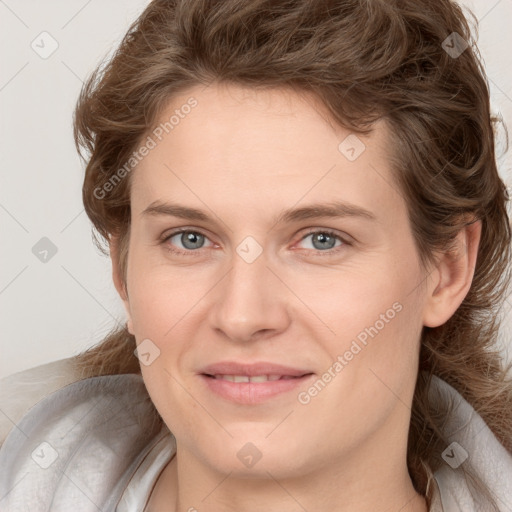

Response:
(249, 375), (268, 382)
(213, 374), (291, 382)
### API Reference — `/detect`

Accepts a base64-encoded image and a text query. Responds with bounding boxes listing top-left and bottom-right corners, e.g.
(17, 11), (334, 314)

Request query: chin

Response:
(196, 436), (313, 479)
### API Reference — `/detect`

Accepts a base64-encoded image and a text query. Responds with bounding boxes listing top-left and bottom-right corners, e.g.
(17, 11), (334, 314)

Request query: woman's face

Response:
(117, 82), (438, 479)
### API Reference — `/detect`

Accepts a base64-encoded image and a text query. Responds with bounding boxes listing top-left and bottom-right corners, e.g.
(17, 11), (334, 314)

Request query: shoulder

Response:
(0, 357), (81, 447)
(427, 373), (512, 511)
(0, 370), (164, 511)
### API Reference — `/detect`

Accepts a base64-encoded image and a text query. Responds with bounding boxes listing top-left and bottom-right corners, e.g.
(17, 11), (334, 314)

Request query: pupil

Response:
(183, 232), (203, 249)
(314, 233), (335, 250)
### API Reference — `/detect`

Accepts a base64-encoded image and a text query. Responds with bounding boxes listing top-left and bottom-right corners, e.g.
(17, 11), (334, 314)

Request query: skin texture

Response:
(111, 82), (481, 512)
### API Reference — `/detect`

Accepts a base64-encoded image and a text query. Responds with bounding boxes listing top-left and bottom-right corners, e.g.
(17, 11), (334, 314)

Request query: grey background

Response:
(1, 0), (511, 378)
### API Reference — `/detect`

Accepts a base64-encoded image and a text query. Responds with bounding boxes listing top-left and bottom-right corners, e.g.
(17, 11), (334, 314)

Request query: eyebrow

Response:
(141, 200), (377, 225)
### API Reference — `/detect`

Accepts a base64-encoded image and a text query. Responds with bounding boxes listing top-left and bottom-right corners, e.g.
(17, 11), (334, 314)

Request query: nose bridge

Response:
(210, 240), (288, 342)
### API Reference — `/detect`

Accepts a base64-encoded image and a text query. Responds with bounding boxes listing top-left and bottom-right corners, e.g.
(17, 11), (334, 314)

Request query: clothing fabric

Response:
(0, 369), (510, 511)
(0, 373), (171, 511)
(0, 358), (78, 445)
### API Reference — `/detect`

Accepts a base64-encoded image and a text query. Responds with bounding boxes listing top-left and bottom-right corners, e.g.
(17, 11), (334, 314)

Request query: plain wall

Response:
(1, 0), (511, 378)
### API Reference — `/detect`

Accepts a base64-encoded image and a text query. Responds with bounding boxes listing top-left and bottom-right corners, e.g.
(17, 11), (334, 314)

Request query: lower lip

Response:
(199, 374), (315, 404)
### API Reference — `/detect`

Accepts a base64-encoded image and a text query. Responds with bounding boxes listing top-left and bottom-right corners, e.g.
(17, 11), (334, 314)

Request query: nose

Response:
(208, 246), (291, 344)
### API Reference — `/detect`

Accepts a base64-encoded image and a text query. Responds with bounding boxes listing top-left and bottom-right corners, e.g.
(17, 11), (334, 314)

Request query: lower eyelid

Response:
(162, 229), (348, 254)
(165, 231), (215, 250)
(296, 232), (347, 252)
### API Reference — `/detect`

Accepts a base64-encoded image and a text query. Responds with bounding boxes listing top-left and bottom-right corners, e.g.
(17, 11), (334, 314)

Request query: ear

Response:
(109, 235), (134, 335)
(422, 219), (482, 328)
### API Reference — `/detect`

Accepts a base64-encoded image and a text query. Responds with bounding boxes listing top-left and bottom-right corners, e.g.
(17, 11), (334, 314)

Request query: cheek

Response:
(293, 258), (414, 334)
(126, 225), (424, 347)
(126, 252), (206, 337)
(305, 259), (424, 385)
(123, 240), (425, 469)
(126, 246), (422, 344)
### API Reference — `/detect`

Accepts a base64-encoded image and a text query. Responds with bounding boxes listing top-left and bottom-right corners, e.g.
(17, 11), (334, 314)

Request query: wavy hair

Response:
(71, 0), (512, 508)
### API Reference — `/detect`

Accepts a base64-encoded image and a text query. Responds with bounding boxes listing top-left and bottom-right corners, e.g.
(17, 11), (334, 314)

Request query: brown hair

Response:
(72, 0), (512, 508)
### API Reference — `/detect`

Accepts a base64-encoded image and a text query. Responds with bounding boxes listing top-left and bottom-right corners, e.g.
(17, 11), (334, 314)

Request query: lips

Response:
(209, 374), (297, 382)
(200, 361), (312, 378)
(199, 361), (315, 404)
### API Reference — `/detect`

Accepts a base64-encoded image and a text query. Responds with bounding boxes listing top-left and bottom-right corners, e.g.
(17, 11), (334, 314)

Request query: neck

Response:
(148, 441), (428, 512)
(147, 387), (428, 512)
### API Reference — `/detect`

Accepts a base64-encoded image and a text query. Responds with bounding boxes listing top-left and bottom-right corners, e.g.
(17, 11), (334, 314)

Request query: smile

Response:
(210, 374), (300, 382)
(200, 372), (314, 404)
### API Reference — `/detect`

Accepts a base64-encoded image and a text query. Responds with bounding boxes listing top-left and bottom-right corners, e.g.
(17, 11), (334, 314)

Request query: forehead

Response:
(143, 82), (382, 157)
(130, 83), (403, 226)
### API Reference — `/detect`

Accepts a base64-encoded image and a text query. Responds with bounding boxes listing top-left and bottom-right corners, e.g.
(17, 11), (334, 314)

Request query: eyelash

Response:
(159, 228), (351, 258)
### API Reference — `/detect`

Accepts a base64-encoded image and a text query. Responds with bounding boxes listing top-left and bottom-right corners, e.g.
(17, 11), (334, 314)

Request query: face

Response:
(116, 82), (434, 479)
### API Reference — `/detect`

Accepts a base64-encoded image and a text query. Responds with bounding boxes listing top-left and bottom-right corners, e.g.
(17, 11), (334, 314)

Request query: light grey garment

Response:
(0, 374), (168, 512)
(426, 375), (512, 511)
(0, 358), (79, 445)
(0, 372), (510, 511)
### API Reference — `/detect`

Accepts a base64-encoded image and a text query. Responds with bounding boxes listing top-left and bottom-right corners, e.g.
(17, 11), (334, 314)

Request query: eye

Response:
(161, 229), (214, 255)
(160, 228), (350, 257)
(295, 229), (348, 255)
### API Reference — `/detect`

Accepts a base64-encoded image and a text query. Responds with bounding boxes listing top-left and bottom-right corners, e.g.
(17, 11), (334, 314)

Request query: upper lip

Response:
(200, 361), (313, 377)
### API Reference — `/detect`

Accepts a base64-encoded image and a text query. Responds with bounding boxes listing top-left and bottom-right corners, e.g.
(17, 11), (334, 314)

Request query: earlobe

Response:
(422, 220), (482, 328)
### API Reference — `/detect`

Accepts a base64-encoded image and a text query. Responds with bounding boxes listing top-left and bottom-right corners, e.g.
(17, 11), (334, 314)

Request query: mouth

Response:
(198, 363), (315, 404)
(203, 374), (311, 382)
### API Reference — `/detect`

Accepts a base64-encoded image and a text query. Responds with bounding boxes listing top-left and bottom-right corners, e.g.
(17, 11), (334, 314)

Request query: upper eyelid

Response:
(162, 228), (215, 244)
(162, 227), (350, 249)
